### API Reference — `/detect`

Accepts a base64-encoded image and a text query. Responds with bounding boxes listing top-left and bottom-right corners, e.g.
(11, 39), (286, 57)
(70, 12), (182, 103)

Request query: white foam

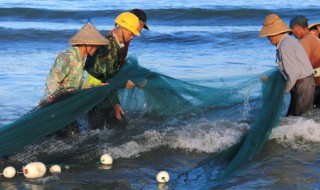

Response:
(270, 117), (320, 150)
(8, 121), (248, 161)
(104, 120), (248, 159)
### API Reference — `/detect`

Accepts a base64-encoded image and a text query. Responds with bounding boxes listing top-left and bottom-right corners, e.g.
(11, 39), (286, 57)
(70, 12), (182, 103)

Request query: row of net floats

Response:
(0, 153), (170, 184)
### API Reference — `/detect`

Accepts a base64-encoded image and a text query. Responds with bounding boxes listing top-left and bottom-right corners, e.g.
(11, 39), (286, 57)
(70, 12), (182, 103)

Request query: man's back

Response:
(299, 33), (320, 85)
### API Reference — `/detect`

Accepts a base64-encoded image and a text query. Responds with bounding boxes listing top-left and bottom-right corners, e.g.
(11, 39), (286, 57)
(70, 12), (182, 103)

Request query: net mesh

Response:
(0, 56), (281, 180)
(189, 68), (286, 189)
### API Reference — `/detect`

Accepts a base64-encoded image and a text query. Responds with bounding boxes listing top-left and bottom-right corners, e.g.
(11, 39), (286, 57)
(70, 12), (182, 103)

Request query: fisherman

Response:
(89, 9), (149, 90)
(308, 22), (320, 38)
(290, 15), (320, 107)
(115, 9), (149, 65)
(259, 14), (315, 116)
(108, 8), (149, 92)
(41, 20), (109, 137)
(85, 12), (143, 129)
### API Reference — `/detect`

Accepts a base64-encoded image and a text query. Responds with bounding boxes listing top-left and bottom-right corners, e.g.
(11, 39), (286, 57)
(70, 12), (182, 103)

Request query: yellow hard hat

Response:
(114, 12), (140, 36)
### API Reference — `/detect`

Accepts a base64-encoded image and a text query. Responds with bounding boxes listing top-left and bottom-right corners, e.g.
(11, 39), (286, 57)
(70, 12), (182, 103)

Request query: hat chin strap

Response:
(121, 27), (127, 45)
(85, 45), (94, 57)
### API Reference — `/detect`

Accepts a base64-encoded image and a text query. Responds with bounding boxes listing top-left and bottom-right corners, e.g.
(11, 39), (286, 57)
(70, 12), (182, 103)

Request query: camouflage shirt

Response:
(85, 34), (124, 83)
(44, 46), (85, 98)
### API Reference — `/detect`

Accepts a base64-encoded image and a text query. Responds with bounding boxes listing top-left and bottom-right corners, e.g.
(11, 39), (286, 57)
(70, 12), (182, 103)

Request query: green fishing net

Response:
(0, 56), (264, 168)
(201, 68), (286, 189)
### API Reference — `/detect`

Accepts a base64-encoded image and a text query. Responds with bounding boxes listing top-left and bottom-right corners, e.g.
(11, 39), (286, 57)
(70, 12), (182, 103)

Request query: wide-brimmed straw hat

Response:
(259, 14), (292, 37)
(308, 22), (320, 31)
(69, 21), (109, 45)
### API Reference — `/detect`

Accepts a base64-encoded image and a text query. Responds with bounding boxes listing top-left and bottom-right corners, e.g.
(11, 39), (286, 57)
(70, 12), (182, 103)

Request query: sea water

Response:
(1, 0), (320, 189)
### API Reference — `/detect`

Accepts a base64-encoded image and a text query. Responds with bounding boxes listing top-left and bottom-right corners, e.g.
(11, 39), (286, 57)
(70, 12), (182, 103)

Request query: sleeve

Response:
(85, 45), (110, 82)
(45, 53), (70, 96)
(279, 46), (299, 93)
(81, 79), (90, 89)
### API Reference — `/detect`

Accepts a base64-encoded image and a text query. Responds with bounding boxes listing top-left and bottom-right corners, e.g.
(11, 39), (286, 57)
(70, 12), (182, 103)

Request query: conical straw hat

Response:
(259, 14), (292, 37)
(308, 22), (320, 31)
(69, 21), (109, 45)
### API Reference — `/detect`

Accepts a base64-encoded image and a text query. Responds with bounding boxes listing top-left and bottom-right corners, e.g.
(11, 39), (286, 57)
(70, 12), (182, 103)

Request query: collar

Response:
(69, 46), (82, 62)
(276, 33), (288, 50)
(112, 33), (125, 48)
(68, 46), (85, 67)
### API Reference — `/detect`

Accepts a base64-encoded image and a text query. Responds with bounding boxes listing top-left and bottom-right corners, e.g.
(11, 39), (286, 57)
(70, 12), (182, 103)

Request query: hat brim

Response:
(259, 22), (292, 37)
(143, 22), (149, 30)
(259, 28), (291, 37)
(308, 22), (320, 30)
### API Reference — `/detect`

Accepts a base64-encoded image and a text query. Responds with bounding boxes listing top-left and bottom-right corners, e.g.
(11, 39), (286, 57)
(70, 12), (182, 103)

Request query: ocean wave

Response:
(103, 120), (249, 159)
(270, 117), (320, 151)
(1, 7), (319, 24)
(2, 0), (320, 11)
(0, 21), (260, 32)
(0, 24), (260, 44)
(6, 120), (249, 163)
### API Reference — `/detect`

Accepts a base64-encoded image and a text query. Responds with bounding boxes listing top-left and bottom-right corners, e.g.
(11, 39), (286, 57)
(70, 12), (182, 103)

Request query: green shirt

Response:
(85, 34), (124, 83)
(45, 46), (84, 98)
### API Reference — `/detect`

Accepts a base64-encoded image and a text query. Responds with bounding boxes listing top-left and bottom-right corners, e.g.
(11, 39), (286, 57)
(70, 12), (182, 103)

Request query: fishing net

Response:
(173, 68), (286, 189)
(0, 56), (261, 167)
(216, 69), (286, 174)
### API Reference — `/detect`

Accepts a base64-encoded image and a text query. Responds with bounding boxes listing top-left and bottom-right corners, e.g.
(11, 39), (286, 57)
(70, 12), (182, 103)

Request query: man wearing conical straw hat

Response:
(43, 20), (109, 101)
(40, 20), (108, 138)
(290, 15), (320, 108)
(308, 22), (320, 38)
(259, 14), (315, 116)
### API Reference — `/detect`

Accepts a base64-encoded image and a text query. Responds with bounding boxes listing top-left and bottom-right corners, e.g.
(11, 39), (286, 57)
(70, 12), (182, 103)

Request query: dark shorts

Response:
(287, 75), (315, 116)
(87, 100), (127, 130)
(314, 86), (320, 108)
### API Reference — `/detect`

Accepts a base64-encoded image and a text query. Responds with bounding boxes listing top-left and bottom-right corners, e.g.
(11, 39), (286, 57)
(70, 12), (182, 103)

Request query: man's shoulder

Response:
(279, 35), (299, 49)
(279, 35), (310, 59)
(61, 47), (77, 56)
(105, 35), (118, 48)
(301, 33), (320, 47)
(56, 47), (78, 64)
(302, 33), (318, 40)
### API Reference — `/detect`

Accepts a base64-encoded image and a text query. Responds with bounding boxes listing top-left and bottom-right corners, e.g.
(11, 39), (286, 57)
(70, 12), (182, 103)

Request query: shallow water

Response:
(1, 1), (320, 189)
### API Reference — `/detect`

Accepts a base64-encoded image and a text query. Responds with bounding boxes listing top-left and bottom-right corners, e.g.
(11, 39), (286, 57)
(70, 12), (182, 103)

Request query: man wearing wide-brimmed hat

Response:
(308, 22), (320, 38)
(259, 14), (315, 116)
(290, 15), (320, 108)
(40, 20), (108, 138)
(43, 20), (109, 101)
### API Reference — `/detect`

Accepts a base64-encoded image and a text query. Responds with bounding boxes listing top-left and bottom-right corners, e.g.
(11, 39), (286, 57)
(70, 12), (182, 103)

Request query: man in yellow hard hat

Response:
(259, 14), (315, 116)
(308, 22), (320, 38)
(85, 12), (142, 129)
(41, 20), (109, 137)
(108, 9), (149, 66)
